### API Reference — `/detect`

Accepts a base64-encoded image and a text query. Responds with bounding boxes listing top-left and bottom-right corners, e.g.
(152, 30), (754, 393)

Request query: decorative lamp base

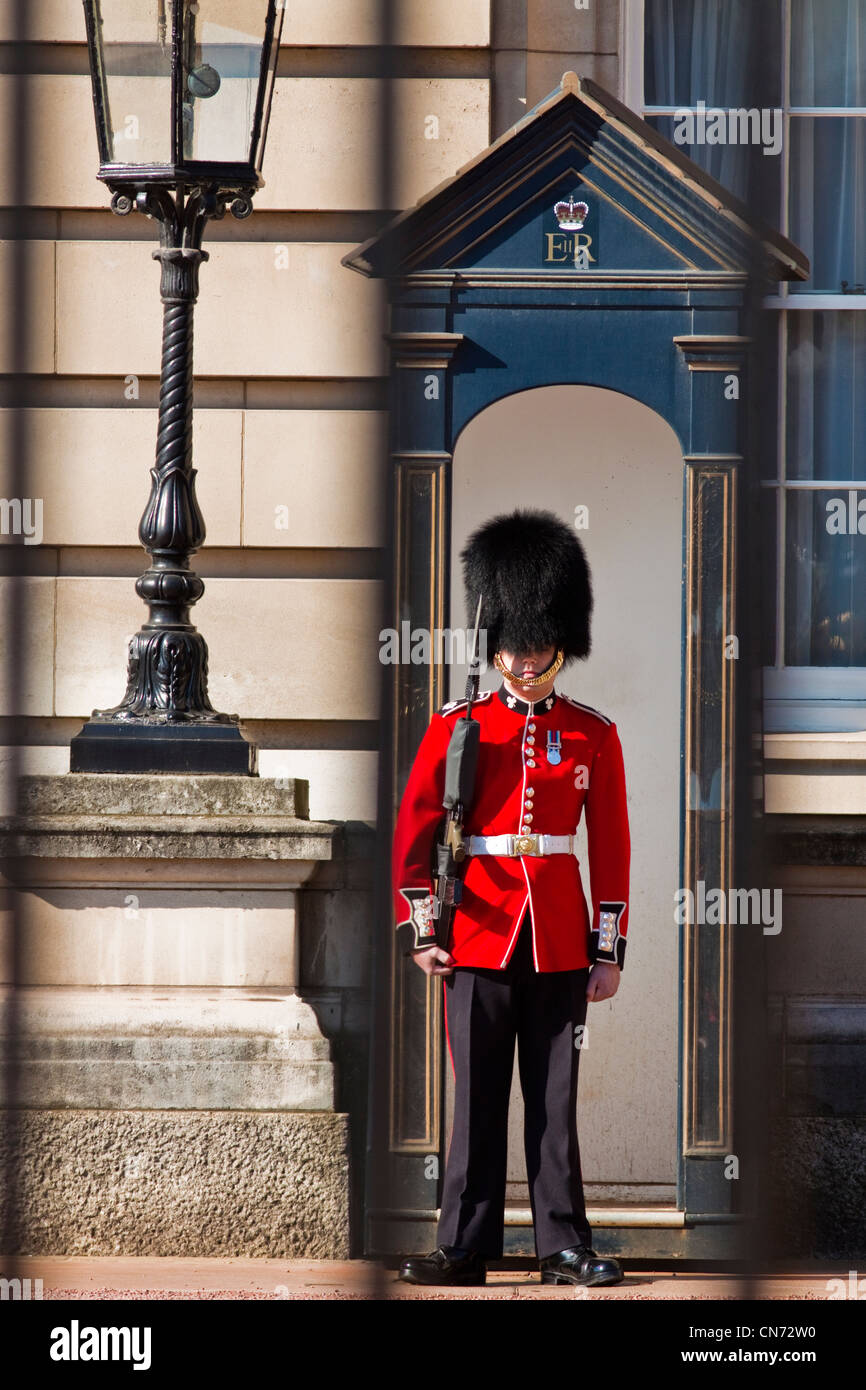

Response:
(69, 720), (258, 775)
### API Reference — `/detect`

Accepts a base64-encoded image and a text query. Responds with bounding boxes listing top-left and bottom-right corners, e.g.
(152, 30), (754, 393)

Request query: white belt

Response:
(467, 833), (575, 858)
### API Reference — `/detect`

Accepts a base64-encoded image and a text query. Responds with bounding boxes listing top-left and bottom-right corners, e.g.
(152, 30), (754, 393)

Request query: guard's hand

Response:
(586, 962), (620, 1002)
(412, 945), (456, 977)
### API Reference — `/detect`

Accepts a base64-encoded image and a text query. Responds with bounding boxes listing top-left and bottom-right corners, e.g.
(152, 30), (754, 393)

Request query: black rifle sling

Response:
(443, 717), (480, 810)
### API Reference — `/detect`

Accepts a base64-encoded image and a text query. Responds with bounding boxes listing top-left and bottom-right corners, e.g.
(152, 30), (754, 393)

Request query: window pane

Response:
(788, 118), (866, 293)
(785, 490), (866, 665)
(647, 115), (780, 218)
(644, 0), (781, 108)
(787, 313), (866, 479)
(791, 0), (866, 106)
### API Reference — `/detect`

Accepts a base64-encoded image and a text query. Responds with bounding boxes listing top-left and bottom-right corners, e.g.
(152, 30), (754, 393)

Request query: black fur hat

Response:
(461, 508), (592, 662)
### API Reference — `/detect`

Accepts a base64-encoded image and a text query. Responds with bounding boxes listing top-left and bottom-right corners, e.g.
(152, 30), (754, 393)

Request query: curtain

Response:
(786, 4), (866, 666)
(789, 118), (866, 293)
(786, 313), (866, 665)
(644, 0), (780, 107)
(644, 0), (781, 207)
(791, 0), (866, 105)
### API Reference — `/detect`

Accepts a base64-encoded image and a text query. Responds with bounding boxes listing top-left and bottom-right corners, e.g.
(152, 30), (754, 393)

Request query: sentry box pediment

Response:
(344, 73), (807, 282)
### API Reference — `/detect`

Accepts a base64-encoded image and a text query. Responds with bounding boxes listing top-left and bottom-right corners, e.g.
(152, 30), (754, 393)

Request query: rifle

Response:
(429, 595), (484, 949)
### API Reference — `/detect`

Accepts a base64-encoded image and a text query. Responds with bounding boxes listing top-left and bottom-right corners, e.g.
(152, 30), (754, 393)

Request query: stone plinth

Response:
(0, 773), (350, 1257)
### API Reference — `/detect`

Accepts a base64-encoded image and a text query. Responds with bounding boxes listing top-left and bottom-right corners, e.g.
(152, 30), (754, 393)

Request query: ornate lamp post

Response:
(72, 1), (285, 774)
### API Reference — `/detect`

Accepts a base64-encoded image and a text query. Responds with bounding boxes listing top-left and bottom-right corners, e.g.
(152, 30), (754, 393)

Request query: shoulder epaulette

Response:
(559, 693), (612, 726)
(438, 689), (494, 717)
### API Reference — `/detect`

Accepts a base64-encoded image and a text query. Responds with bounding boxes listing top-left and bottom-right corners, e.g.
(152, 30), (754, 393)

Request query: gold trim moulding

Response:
(395, 272), (750, 293)
(673, 334), (752, 371)
(682, 454), (744, 463)
(386, 332), (465, 370)
(391, 451), (453, 462)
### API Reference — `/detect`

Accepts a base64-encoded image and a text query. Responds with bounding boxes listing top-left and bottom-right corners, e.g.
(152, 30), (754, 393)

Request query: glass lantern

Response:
(82, 0), (285, 187)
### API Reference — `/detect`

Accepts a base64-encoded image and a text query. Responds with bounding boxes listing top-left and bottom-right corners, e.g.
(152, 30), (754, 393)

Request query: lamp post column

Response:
(69, 185), (257, 775)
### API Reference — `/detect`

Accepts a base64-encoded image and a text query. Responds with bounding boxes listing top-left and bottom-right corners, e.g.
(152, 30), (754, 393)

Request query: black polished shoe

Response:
(398, 1245), (487, 1286)
(539, 1244), (623, 1287)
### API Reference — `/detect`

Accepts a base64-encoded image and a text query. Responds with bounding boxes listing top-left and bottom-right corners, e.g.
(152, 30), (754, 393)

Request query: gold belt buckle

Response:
(513, 834), (540, 856)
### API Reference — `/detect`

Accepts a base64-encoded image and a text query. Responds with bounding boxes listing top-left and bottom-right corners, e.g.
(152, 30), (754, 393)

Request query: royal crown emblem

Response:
(554, 197), (589, 231)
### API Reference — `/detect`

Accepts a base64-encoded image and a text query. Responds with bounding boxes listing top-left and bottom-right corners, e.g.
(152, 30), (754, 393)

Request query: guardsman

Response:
(393, 508), (630, 1287)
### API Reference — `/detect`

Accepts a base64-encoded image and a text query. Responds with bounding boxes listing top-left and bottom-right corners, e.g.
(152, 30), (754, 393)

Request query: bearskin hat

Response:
(461, 508), (592, 662)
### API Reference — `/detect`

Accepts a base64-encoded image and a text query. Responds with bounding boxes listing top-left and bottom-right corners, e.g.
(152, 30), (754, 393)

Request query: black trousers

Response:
(437, 914), (592, 1260)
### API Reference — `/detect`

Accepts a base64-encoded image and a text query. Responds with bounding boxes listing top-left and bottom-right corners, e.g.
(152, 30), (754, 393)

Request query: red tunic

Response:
(392, 684), (631, 972)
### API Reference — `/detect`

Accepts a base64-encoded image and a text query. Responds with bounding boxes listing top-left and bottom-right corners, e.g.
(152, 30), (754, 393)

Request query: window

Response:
(625, 0), (866, 730)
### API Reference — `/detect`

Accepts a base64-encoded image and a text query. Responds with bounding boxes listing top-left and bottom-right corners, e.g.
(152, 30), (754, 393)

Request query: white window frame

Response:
(625, 0), (866, 733)
(620, 0), (646, 112)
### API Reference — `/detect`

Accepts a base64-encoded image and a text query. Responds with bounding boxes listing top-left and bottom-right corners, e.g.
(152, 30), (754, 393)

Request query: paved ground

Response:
(3, 1257), (847, 1300)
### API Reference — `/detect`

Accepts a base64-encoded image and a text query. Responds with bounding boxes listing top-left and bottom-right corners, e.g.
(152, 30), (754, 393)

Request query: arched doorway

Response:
(448, 385), (683, 1211)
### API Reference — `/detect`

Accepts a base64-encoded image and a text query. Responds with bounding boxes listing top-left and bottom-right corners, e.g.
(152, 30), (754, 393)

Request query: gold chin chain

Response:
(494, 648), (564, 687)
